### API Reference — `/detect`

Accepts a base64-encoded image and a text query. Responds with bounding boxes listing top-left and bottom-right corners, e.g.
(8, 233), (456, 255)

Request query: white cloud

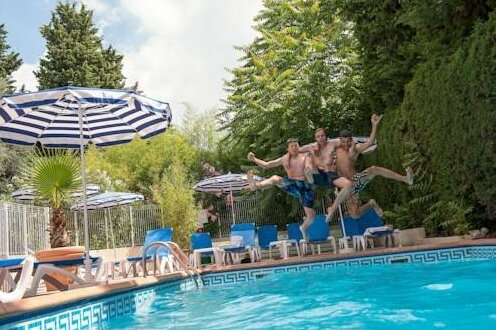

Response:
(11, 0), (264, 125)
(12, 63), (38, 92)
(115, 0), (264, 125)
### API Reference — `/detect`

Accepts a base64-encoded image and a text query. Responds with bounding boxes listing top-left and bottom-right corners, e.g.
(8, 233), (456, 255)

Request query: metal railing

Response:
(69, 205), (161, 250)
(210, 194), (345, 238)
(0, 201), (50, 258)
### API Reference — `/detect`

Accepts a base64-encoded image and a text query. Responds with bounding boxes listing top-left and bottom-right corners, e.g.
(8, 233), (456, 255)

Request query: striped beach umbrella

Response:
(12, 184), (101, 201)
(71, 192), (144, 259)
(0, 86), (171, 279)
(70, 192), (144, 211)
(194, 173), (264, 224)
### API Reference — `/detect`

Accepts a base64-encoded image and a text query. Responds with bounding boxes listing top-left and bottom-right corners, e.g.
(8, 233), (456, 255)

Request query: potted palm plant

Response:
(23, 150), (84, 290)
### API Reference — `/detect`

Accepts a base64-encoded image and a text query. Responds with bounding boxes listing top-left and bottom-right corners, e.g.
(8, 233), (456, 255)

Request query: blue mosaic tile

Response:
(3, 246), (496, 330)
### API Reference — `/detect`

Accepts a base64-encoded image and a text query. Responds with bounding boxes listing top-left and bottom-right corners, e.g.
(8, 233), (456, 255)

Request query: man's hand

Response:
(371, 114), (383, 127)
(247, 152), (255, 161)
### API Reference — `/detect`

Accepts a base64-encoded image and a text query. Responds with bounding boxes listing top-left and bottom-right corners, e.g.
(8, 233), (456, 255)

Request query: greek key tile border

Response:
(201, 246), (496, 286)
(0, 281), (182, 330)
(3, 245), (496, 330)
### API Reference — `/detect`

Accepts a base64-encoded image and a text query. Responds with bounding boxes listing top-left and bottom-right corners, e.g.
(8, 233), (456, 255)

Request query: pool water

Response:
(105, 260), (496, 329)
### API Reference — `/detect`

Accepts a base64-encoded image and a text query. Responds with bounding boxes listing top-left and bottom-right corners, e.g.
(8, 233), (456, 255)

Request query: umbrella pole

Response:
(230, 183), (235, 224)
(107, 209), (117, 260)
(104, 210), (110, 250)
(78, 102), (91, 282)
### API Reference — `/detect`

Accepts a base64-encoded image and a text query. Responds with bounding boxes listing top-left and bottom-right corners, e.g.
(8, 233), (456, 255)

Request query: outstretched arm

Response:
(247, 152), (283, 169)
(356, 114), (382, 154)
(298, 143), (315, 154)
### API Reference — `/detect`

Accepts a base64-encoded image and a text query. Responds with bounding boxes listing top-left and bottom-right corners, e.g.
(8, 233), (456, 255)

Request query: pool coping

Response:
(1, 239), (495, 324)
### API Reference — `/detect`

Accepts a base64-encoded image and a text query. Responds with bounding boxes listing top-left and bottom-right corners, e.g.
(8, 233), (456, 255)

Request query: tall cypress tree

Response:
(0, 24), (22, 93)
(35, 2), (124, 89)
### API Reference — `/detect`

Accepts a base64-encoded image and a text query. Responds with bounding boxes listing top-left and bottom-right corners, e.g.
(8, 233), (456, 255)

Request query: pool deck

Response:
(1, 238), (495, 320)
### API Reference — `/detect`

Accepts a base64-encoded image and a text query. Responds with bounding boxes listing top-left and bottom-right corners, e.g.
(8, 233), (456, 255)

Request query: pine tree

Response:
(0, 24), (22, 93)
(35, 2), (124, 89)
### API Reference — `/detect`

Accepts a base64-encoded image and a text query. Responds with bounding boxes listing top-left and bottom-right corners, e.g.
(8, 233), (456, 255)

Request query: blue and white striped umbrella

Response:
(194, 173), (265, 224)
(193, 173), (264, 194)
(0, 86), (171, 278)
(70, 192), (144, 211)
(0, 86), (171, 147)
(12, 184), (101, 201)
(70, 192), (144, 259)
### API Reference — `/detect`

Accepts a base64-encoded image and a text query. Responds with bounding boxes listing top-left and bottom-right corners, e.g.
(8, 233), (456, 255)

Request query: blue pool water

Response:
(105, 259), (496, 329)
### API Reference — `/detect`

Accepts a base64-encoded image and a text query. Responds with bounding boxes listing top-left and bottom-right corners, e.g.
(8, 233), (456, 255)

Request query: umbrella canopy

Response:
(12, 184), (101, 201)
(0, 86), (171, 147)
(194, 173), (265, 225)
(70, 191), (144, 260)
(70, 192), (144, 211)
(193, 173), (264, 194)
(0, 86), (171, 280)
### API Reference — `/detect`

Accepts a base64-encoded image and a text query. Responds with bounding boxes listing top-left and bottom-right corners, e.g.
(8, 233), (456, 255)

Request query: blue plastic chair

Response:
(303, 214), (337, 254)
(362, 209), (396, 246)
(286, 222), (303, 257)
(222, 223), (259, 263)
(352, 209), (396, 250)
(190, 232), (217, 267)
(123, 228), (174, 277)
(257, 225), (280, 259)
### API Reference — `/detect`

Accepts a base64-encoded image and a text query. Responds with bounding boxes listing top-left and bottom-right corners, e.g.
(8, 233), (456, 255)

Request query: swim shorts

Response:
(278, 178), (315, 208)
(352, 170), (370, 194)
(312, 169), (340, 189)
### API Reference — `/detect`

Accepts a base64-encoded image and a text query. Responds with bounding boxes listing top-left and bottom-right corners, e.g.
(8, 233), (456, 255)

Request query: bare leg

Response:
(326, 178), (353, 222)
(247, 172), (283, 191)
(299, 206), (315, 241)
(359, 199), (383, 217)
(365, 166), (414, 185)
(347, 195), (361, 219)
(304, 155), (317, 184)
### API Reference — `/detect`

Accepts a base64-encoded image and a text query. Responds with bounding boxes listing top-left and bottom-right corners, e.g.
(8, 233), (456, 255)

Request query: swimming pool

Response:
(108, 259), (496, 329)
(2, 246), (496, 329)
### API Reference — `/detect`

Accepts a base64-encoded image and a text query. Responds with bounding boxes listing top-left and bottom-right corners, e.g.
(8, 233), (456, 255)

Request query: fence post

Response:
(73, 211), (79, 246)
(129, 205), (135, 247)
(22, 206), (28, 254)
(4, 203), (10, 258)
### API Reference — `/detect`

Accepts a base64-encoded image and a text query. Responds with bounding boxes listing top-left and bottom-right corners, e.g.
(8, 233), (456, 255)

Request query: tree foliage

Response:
(86, 129), (201, 245)
(152, 156), (200, 248)
(86, 129), (199, 198)
(0, 24), (22, 93)
(222, 0), (362, 159)
(337, 0), (496, 234)
(36, 2), (125, 89)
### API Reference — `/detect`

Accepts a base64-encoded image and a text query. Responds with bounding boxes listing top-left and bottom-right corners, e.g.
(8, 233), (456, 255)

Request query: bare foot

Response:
(370, 199), (384, 217)
(405, 167), (414, 185)
(247, 171), (257, 191)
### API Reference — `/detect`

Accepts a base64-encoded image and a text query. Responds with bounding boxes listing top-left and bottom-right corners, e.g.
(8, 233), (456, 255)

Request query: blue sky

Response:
(0, 0), (263, 124)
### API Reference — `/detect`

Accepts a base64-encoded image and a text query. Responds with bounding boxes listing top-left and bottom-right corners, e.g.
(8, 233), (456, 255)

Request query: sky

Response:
(0, 0), (264, 125)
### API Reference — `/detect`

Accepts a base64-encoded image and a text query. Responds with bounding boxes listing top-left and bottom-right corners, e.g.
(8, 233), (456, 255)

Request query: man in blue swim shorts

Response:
(246, 138), (350, 240)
